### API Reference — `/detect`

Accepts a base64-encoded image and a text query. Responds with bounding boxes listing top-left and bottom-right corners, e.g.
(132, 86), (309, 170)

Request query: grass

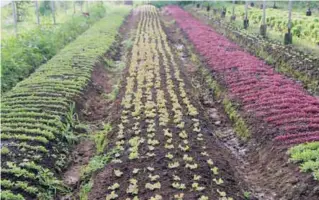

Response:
(80, 148), (120, 180)
(79, 179), (94, 200)
(92, 123), (112, 154)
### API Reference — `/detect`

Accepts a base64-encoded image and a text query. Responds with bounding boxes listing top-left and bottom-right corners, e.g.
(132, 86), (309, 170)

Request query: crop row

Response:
(101, 5), (237, 200)
(166, 6), (319, 180)
(0, 7), (131, 200)
(188, 6), (319, 94)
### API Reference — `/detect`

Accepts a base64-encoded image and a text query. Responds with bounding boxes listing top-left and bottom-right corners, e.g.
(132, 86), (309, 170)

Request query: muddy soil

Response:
(160, 8), (319, 200)
(57, 10), (140, 199)
(58, 6), (318, 200)
(88, 6), (247, 200)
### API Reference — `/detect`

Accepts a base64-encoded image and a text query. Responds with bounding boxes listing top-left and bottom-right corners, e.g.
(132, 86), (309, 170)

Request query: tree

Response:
(284, 0), (293, 44)
(51, 1), (56, 25)
(35, 1), (40, 25)
(243, 0), (249, 29)
(260, 0), (267, 37)
(11, 1), (17, 36)
(77, 1), (84, 12)
(15, 1), (31, 22)
(59, 1), (69, 14)
(39, 1), (52, 16)
(231, 0), (236, 21)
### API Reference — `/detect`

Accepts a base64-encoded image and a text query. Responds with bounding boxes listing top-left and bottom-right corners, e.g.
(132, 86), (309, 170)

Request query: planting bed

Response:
(186, 6), (319, 95)
(88, 5), (245, 200)
(165, 5), (319, 184)
(0, 7), (130, 200)
(160, 9), (319, 199)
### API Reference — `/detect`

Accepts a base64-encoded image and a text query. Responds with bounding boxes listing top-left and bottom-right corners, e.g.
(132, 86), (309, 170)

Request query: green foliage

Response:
(81, 148), (120, 180)
(1, 190), (25, 200)
(15, 1), (32, 22)
(79, 179), (94, 200)
(201, 2), (319, 45)
(39, 1), (52, 16)
(1, 4), (107, 93)
(1, 146), (10, 155)
(93, 123), (112, 154)
(151, 1), (193, 8)
(288, 142), (319, 181)
(244, 191), (251, 199)
(0, 6), (131, 199)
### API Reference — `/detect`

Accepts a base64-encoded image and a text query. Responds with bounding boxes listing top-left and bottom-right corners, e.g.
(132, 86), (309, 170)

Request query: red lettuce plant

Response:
(166, 6), (319, 145)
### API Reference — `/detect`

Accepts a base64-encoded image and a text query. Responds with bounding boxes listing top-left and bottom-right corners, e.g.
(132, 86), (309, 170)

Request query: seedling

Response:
(108, 183), (120, 190)
(114, 169), (123, 177)
(145, 182), (161, 190)
(106, 191), (118, 200)
(172, 182), (186, 190)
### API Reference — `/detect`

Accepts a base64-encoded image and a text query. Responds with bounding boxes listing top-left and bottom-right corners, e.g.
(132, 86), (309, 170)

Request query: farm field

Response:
(185, 5), (319, 95)
(192, 2), (319, 53)
(1, 1), (319, 200)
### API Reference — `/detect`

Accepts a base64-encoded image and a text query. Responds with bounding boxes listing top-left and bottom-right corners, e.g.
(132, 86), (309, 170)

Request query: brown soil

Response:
(76, 8), (140, 123)
(59, 6), (318, 200)
(161, 8), (319, 200)
(186, 7), (319, 95)
(88, 7), (246, 200)
(57, 11), (140, 200)
(63, 141), (96, 187)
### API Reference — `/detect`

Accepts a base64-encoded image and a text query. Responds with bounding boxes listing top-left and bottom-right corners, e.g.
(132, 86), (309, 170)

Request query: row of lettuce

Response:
(166, 6), (319, 181)
(0, 6), (131, 200)
(1, 4), (106, 93)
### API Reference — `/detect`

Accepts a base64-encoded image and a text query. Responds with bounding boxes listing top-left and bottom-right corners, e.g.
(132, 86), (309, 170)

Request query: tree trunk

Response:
(12, 1), (17, 36)
(260, 0), (267, 37)
(285, 0), (293, 45)
(64, 1), (68, 14)
(244, 0), (249, 29)
(35, 1), (40, 25)
(86, 1), (89, 12)
(51, 1), (56, 24)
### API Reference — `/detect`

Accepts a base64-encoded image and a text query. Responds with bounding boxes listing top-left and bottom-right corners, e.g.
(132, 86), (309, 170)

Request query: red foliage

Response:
(166, 6), (319, 145)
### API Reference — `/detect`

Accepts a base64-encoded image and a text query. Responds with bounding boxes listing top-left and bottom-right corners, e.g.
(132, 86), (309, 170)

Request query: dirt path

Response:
(88, 5), (246, 200)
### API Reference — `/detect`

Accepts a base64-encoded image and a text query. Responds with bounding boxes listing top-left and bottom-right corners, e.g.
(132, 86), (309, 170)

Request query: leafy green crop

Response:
(0, 5), (131, 199)
(288, 142), (319, 180)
